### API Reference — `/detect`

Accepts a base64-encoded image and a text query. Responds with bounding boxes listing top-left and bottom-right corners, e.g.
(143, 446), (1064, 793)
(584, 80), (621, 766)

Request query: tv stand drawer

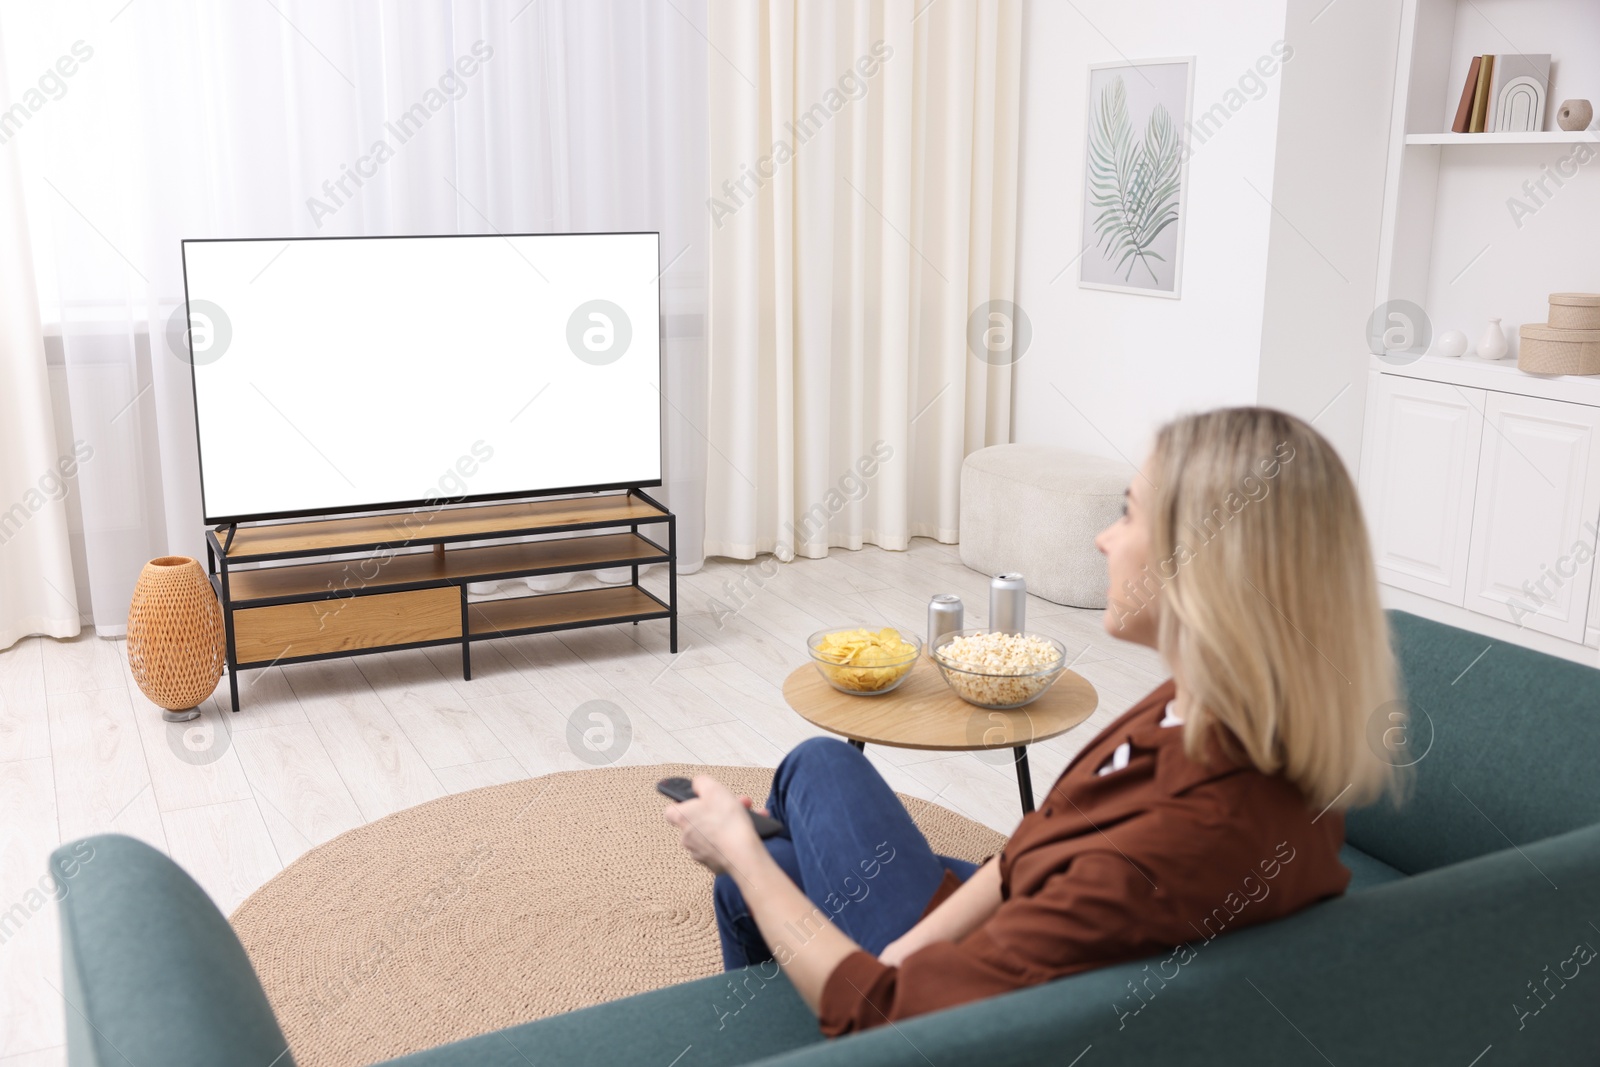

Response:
(232, 586), (459, 665)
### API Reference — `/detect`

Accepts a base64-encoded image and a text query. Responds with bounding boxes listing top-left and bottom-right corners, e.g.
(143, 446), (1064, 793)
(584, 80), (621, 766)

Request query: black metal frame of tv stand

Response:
(204, 488), (677, 712)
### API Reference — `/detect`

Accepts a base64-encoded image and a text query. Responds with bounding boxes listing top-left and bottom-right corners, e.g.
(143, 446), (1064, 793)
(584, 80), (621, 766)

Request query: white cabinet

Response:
(1359, 373), (1484, 605)
(1589, 549), (1600, 649)
(1462, 392), (1600, 642)
(1361, 370), (1600, 655)
(1587, 550), (1600, 652)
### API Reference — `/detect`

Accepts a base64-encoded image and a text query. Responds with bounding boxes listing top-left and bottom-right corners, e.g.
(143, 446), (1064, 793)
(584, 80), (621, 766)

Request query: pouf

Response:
(958, 444), (1131, 609)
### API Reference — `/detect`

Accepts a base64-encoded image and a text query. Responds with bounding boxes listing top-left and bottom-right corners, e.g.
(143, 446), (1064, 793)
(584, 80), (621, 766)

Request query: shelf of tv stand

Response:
(220, 493), (670, 562)
(222, 532), (668, 606)
(466, 586), (671, 639)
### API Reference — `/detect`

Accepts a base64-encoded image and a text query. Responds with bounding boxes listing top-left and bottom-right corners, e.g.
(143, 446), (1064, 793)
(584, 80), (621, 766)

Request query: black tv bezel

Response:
(181, 230), (666, 526)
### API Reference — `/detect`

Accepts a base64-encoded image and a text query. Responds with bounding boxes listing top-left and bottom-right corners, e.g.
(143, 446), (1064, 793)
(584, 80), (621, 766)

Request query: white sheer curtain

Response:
(0, 46), (80, 649)
(702, 0), (1020, 561)
(1, 0), (709, 639)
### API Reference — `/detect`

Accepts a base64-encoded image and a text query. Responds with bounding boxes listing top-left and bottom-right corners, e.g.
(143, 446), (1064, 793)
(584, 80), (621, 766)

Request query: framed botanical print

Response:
(1079, 57), (1194, 298)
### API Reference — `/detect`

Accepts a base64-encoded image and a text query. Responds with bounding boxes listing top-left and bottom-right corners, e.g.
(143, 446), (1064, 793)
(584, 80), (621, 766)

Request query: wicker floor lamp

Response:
(126, 556), (226, 722)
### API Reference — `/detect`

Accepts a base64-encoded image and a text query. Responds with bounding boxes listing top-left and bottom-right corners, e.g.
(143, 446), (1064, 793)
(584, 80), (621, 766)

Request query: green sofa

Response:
(53, 611), (1600, 1065)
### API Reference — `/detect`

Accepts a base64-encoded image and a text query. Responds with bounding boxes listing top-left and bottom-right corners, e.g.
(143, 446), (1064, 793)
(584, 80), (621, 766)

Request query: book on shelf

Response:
(1451, 54), (1481, 133)
(1469, 54), (1494, 132)
(1485, 53), (1552, 132)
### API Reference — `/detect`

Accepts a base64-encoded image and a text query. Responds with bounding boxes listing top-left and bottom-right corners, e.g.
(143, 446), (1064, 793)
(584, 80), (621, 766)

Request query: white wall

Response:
(1011, 0), (1291, 471)
(1010, 0), (1401, 472)
(1255, 0), (1402, 467)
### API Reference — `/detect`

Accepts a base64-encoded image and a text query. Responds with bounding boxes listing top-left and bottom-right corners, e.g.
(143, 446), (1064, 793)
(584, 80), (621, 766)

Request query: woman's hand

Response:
(664, 774), (764, 876)
(878, 857), (1004, 967)
(674, 778), (859, 1017)
(878, 934), (915, 967)
(876, 917), (946, 966)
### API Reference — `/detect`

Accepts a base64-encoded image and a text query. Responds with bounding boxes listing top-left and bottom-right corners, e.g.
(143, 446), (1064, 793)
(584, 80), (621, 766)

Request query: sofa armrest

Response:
(751, 822), (1600, 1066)
(52, 834), (296, 1067)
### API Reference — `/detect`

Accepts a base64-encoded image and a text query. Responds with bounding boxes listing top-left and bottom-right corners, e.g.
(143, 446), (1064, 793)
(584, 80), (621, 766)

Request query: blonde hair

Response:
(1146, 407), (1402, 811)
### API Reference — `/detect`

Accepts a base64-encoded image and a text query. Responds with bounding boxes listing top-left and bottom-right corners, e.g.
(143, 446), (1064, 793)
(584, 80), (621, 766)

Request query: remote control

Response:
(657, 776), (786, 839)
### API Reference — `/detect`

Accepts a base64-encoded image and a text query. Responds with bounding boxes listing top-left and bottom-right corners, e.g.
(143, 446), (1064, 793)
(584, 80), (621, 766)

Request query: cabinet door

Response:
(1358, 373), (1485, 605)
(1464, 392), (1600, 642)
(1589, 551), (1600, 649)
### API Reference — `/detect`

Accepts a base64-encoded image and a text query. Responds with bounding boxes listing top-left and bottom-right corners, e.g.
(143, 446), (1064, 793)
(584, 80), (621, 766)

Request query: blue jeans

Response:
(713, 737), (980, 969)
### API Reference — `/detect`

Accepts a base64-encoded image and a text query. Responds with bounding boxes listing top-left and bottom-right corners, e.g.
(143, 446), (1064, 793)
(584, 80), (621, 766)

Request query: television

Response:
(181, 232), (663, 524)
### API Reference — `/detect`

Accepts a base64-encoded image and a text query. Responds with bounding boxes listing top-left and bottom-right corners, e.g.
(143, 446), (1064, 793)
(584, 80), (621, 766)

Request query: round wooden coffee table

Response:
(782, 655), (1098, 814)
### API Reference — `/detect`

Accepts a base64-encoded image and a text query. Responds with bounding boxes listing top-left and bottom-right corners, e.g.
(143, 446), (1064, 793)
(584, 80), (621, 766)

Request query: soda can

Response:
(927, 594), (964, 652)
(989, 573), (1026, 634)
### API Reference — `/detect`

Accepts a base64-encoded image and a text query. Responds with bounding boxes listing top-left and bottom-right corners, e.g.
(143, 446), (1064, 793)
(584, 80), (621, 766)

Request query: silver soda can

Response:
(927, 594), (963, 651)
(990, 573), (1026, 634)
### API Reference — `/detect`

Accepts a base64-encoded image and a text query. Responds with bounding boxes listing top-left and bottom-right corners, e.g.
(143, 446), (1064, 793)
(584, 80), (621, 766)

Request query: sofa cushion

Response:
(1346, 610), (1600, 875)
(1338, 843), (1404, 890)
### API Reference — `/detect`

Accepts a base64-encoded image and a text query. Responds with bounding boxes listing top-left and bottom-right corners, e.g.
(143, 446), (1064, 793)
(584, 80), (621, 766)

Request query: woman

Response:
(665, 407), (1404, 1036)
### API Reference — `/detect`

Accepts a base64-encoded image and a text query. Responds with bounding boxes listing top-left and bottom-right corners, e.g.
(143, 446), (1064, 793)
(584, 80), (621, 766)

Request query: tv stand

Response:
(204, 489), (676, 711)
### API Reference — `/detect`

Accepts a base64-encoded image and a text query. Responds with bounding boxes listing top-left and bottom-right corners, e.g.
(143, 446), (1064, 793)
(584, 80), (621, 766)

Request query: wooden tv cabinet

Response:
(204, 489), (676, 711)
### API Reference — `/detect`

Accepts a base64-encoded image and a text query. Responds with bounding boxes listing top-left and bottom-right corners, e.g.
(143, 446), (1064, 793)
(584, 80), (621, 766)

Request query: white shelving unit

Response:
(1377, 0), (1600, 371)
(1361, 0), (1600, 665)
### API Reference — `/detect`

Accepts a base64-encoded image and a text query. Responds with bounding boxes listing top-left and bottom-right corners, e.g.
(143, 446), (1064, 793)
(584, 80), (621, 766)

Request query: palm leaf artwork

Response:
(1087, 76), (1182, 284)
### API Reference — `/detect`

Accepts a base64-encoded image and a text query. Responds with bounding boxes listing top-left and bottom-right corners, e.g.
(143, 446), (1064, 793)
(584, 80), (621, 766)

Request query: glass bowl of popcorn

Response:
(807, 626), (922, 695)
(930, 630), (1067, 709)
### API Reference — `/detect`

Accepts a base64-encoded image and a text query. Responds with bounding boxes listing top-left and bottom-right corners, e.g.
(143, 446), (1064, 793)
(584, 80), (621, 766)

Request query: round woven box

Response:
(1549, 293), (1600, 331)
(126, 555), (226, 720)
(1519, 323), (1600, 376)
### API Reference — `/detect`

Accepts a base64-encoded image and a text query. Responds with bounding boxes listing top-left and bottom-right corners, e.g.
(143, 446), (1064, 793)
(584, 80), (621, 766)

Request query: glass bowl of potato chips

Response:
(806, 626), (922, 695)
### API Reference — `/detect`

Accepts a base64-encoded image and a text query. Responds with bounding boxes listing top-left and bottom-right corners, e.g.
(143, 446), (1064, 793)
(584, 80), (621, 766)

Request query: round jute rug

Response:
(230, 762), (1006, 1067)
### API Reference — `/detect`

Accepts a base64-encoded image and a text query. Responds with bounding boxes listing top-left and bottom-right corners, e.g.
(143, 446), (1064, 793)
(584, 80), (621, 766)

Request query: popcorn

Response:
(934, 631), (1063, 707)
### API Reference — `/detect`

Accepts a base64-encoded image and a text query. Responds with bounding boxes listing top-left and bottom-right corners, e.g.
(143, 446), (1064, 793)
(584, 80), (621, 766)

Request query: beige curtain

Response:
(0, 47), (81, 650)
(703, 0), (1021, 560)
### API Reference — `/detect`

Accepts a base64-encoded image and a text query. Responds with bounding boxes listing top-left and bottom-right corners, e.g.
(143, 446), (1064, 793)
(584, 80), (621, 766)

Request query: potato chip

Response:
(812, 627), (917, 692)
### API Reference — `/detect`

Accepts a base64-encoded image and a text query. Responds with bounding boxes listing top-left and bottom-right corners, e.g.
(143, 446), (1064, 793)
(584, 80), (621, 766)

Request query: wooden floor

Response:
(0, 538), (1163, 1064)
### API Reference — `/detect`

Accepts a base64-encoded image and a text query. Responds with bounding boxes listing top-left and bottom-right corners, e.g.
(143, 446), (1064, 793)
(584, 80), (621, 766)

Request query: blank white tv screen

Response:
(183, 232), (662, 523)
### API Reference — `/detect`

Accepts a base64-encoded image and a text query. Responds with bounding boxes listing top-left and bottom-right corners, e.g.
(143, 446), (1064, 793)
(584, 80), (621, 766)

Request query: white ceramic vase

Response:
(1477, 318), (1508, 360)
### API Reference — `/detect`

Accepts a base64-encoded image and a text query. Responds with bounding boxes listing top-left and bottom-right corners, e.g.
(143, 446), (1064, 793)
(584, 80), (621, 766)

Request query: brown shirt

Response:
(818, 680), (1350, 1036)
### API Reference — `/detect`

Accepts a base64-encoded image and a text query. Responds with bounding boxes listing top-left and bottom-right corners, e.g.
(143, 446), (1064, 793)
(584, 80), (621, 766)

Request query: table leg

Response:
(1014, 746), (1035, 814)
(849, 739), (866, 752)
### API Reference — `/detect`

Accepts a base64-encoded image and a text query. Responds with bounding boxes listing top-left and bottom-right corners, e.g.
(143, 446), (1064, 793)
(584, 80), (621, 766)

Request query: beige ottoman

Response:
(959, 444), (1131, 609)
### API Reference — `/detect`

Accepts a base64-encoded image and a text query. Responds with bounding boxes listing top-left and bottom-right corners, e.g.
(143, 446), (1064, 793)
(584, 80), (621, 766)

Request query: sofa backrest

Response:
(752, 822), (1600, 1066)
(1344, 610), (1600, 875)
